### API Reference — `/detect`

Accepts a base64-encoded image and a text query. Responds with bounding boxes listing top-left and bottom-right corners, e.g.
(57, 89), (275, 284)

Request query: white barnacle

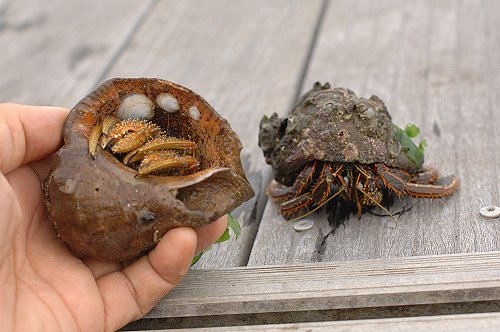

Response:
(58, 179), (76, 194)
(156, 93), (180, 113)
(189, 106), (201, 120)
(117, 94), (154, 120)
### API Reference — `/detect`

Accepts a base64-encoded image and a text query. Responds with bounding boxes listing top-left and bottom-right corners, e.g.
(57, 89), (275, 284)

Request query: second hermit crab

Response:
(259, 82), (459, 221)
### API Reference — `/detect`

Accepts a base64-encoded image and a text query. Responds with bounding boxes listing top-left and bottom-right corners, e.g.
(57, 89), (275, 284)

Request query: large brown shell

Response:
(43, 78), (254, 261)
(259, 82), (418, 186)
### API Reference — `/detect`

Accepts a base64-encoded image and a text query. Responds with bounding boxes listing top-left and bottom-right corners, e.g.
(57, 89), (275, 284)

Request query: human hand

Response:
(0, 103), (227, 331)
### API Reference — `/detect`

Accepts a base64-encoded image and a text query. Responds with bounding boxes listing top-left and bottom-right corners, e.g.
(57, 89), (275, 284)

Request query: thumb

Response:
(0, 103), (69, 175)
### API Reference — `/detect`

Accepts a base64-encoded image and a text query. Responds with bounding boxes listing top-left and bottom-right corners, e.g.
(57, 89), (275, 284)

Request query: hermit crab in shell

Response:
(43, 78), (254, 261)
(258, 82), (459, 221)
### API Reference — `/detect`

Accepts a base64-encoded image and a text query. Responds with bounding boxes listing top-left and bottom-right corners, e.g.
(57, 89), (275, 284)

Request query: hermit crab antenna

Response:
(356, 186), (397, 228)
(353, 163), (370, 178)
(287, 187), (345, 223)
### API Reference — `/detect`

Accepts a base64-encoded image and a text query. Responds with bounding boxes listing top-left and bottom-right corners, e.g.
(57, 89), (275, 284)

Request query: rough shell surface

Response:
(43, 78), (254, 261)
(258, 83), (418, 186)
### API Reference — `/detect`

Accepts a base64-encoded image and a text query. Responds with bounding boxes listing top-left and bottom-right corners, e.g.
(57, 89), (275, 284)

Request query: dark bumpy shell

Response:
(259, 83), (419, 186)
(43, 78), (254, 261)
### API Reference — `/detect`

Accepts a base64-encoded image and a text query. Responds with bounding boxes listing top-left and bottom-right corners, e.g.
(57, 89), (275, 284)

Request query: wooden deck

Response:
(2, 0), (499, 330)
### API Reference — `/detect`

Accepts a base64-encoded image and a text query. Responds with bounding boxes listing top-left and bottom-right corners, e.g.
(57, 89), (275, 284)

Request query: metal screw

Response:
(480, 206), (500, 219)
(293, 219), (314, 232)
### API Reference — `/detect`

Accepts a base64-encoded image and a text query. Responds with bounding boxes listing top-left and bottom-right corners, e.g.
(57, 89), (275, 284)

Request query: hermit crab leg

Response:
(286, 188), (345, 222)
(353, 171), (364, 218)
(375, 163), (459, 198)
(281, 163), (342, 221)
(280, 162), (329, 218)
(267, 161), (318, 203)
(101, 117), (118, 136)
(374, 163), (406, 198)
(88, 122), (102, 159)
(101, 118), (156, 149)
(279, 163), (327, 219)
(123, 135), (197, 165)
(137, 150), (198, 176)
(411, 167), (439, 184)
(98, 117), (119, 148)
(152, 167), (231, 190)
(280, 194), (311, 220)
(287, 161), (318, 198)
(111, 125), (161, 154)
(402, 175), (459, 198)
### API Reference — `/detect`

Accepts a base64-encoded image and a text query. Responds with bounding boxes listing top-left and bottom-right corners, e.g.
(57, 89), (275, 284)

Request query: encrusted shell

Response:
(43, 78), (254, 261)
(258, 83), (418, 186)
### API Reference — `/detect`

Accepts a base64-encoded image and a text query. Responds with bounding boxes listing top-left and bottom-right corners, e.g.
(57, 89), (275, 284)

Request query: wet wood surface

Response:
(1, 0), (499, 330)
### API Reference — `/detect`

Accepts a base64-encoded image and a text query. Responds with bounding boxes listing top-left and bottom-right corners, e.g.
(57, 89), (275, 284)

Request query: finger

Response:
(0, 174), (22, 261)
(194, 215), (228, 255)
(4, 165), (43, 225)
(96, 227), (197, 331)
(0, 103), (69, 174)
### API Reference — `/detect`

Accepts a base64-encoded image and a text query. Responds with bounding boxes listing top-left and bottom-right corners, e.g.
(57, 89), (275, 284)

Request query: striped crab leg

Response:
(280, 163), (344, 221)
(375, 163), (459, 198)
(267, 161), (318, 202)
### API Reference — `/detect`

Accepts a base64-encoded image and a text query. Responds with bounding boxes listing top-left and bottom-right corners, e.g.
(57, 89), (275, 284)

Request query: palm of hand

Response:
(0, 104), (227, 331)
(2, 159), (109, 331)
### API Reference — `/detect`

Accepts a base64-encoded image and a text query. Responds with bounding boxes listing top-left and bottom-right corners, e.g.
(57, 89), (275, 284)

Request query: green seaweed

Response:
(394, 123), (427, 169)
(191, 213), (241, 266)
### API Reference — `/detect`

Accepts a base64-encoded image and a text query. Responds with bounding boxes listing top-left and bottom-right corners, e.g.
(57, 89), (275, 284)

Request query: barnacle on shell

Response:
(43, 78), (254, 261)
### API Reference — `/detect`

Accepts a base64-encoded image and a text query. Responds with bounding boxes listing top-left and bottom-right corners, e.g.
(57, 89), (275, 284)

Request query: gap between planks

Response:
(125, 311), (500, 331)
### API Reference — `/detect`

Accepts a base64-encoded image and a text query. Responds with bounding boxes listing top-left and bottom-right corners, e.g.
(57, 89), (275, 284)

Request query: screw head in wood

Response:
(293, 219), (314, 232)
(480, 206), (500, 218)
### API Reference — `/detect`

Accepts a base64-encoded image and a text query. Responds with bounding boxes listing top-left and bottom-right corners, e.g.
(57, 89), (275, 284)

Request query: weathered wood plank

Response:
(248, 0), (500, 266)
(143, 251), (500, 319)
(101, 0), (324, 268)
(0, 0), (155, 106)
(145, 312), (500, 332)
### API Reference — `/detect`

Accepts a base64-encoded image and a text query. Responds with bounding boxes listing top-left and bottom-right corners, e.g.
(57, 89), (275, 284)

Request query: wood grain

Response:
(3, 1), (500, 330)
(144, 251), (500, 319)
(249, 0), (500, 266)
(0, 0), (155, 106)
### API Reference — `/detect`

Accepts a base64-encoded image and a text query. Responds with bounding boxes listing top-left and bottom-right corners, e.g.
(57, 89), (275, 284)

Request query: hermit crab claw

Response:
(43, 78), (254, 261)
